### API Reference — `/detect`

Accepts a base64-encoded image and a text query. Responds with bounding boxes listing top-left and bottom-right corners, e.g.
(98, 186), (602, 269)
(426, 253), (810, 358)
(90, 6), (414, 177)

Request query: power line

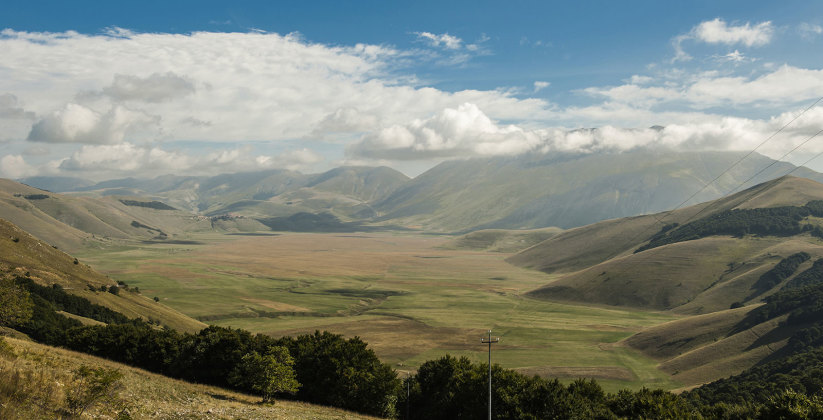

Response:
(527, 99), (823, 313)
(602, 98), (823, 262)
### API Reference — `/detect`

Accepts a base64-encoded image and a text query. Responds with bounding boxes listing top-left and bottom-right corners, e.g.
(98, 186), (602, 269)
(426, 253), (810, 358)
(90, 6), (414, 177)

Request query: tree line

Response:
(637, 200), (823, 253)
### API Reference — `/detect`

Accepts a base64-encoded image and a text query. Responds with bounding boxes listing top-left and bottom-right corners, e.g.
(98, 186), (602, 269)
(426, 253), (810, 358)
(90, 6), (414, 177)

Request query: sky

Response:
(1, 0), (822, 181)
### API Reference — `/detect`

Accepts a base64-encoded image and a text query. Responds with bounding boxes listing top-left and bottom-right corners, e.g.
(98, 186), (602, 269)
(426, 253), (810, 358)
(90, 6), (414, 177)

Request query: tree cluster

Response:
(637, 203), (823, 253)
(753, 252), (811, 292)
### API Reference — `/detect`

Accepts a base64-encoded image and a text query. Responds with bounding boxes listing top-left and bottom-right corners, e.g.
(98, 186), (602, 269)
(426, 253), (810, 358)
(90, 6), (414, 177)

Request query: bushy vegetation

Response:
(752, 252), (811, 292)
(687, 347), (823, 408)
(637, 202), (823, 253)
(15, 277), (129, 324)
(784, 258), (823, 290)
(119, 199), (177, 210)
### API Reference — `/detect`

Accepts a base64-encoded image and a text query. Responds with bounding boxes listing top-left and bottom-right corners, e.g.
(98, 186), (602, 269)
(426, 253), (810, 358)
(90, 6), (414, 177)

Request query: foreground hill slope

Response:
(0, 336), (377, 419)
(0, 218), (205, 332)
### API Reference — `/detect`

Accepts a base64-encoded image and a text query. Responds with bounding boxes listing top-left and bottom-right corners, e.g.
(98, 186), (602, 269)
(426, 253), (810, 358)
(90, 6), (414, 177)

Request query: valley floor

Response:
(76, 232), (680, 392)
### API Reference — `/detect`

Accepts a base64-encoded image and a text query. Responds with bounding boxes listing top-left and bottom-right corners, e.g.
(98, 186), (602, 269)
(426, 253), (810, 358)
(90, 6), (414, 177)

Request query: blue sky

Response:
(1, 1), (822, 180)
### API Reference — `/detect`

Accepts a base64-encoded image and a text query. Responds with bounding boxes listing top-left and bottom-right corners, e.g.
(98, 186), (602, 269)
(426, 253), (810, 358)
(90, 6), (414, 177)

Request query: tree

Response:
(229, 347), (299, 403)
(0, 277), (33, 327)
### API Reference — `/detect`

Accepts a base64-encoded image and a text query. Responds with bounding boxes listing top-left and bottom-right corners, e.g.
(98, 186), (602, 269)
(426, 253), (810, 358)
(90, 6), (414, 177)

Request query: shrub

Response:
(64, 366), (127, 418)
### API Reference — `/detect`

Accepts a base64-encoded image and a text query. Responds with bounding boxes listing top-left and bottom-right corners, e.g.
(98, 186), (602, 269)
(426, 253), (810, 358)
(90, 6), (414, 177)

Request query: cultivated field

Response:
(77, 232), (680, 392)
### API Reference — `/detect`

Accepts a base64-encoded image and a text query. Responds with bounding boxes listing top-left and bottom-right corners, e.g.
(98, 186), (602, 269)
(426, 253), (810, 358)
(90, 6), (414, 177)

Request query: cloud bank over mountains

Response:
(0, 18), (821, 180)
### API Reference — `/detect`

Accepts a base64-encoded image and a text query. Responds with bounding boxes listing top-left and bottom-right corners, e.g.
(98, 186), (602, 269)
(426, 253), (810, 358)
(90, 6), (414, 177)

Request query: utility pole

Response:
(481, 330), (499, 420)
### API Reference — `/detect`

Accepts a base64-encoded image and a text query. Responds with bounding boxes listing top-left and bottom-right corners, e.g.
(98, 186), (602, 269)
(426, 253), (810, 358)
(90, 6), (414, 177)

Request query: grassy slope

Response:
(515, 177), (823, 311)
(622, 305), (810, 389)
(0, 336), (378, 420)
(529, 236), (823, 313)
(508, 176), (821, 274)
(0, 218), (205, 333)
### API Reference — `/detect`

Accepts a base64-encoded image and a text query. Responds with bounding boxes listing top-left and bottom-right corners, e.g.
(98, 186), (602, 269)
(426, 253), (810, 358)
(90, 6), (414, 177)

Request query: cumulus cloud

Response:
(0, 155), (37, 179)
(100, 72), (196, 103)
(673, 18), (773, 61)
(348, 100), (823, 163)
(0, 29), (542, 146)
(348, 103), (543, 159)
(27, 103), (160, 144)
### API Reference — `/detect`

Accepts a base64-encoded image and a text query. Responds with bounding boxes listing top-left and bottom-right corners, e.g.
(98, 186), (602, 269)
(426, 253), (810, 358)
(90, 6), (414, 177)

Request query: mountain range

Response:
(13, 150), (823, 243)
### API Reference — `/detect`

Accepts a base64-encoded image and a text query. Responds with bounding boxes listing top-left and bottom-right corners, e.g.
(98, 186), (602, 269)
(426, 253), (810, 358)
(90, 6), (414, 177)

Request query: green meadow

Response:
(77, 231), (680, 392)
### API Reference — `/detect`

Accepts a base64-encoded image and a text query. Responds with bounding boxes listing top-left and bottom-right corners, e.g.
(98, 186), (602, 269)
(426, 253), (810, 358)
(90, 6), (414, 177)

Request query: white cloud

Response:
(0, 93), (37, 142)
(714, 49), (749, 63)
(628, 75), (653, 85)
(27, 103), (160, 144)
(415, 32), (463, 50)
(349, 103), (544, 160)
(348, 99), (823, 164)
(533, 81), (550, 93)
(673, 18), (773, 62)
(685, 65), (823, 107)
(0, 29), (543, 146)
(0, 93), (35, 119)
(694, 18), (773, 46)
(583, 65), (823, 109)
(0, 154), (37, 179)
(308, 107), (380, 139)
(799, 23), (823, 40)
(100, 72), (196, 103)
(54, 142), (324, 178)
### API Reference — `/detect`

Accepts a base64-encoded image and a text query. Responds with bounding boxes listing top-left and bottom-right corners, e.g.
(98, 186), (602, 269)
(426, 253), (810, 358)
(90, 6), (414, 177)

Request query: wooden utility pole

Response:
(481, 330), (499, 420)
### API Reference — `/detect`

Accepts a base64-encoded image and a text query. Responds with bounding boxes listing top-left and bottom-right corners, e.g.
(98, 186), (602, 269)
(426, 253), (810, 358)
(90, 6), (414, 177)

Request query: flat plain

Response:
(77, 232), (680, 392)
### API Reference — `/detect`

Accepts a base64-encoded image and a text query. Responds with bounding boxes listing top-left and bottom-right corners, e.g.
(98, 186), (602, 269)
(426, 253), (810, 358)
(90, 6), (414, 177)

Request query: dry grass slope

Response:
(0, 335), (379, 419)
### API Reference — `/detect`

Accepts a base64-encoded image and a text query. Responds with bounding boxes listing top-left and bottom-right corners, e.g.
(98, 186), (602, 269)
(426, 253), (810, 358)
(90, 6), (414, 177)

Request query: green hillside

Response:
(0, 218), (205, 332)
(506, 176), (823, 389)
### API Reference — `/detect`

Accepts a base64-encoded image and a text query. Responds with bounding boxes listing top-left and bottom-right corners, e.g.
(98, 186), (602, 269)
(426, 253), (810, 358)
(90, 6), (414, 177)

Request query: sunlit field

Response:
(77, 232), (679, 392)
